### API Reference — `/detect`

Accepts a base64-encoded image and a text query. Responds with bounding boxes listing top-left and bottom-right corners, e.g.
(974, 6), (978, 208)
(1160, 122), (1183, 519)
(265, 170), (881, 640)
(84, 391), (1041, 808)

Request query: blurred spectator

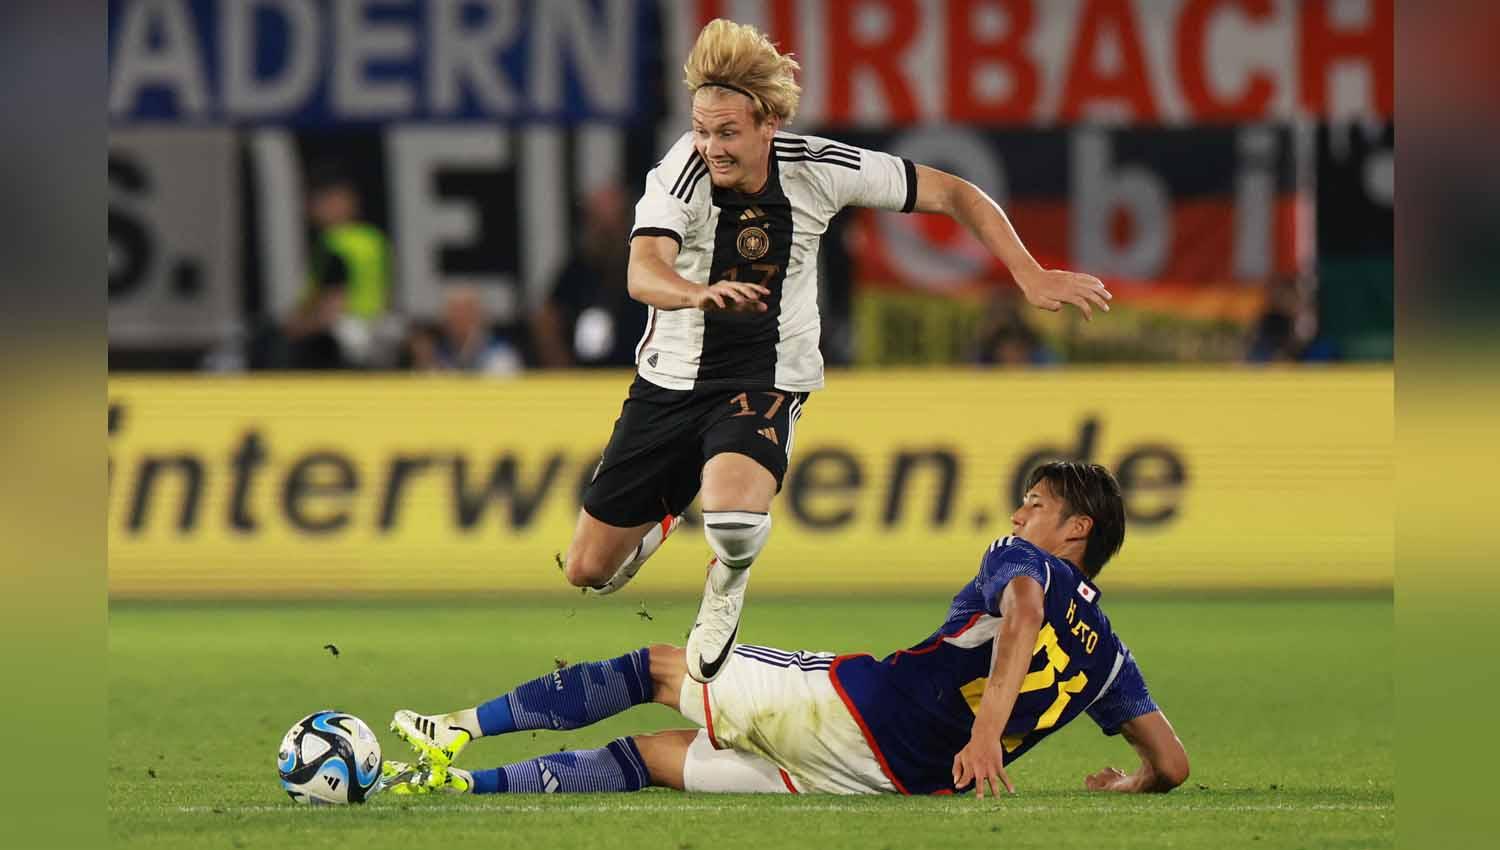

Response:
(282, 162), (391, 368)
(402, 285), (523, 376)
(1246, 275), (1339, 363)
(530, 185), (647, 368)
(973, 292), (1056, 367)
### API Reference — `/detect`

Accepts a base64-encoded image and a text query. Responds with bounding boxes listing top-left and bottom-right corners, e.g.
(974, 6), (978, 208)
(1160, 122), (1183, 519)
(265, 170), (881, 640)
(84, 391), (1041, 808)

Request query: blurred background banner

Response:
(108, 0), (1392, 375)
(837, 123), (1304, 364)
(107, 0), (655, 125)
(107, 1), (1393, 598)
(108, 128), (243, 347)
(657, 0), (1392, 127)
(108, 369), (1392, 597)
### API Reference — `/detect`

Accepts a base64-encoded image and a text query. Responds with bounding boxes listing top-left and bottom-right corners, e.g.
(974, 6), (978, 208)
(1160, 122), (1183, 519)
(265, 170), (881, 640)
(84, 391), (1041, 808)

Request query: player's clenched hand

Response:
(697, 281), (770, 313)
(1084, 766), (1130, 792)
(1016, 267), (1112, 321)
(952, 736), (1014, 799)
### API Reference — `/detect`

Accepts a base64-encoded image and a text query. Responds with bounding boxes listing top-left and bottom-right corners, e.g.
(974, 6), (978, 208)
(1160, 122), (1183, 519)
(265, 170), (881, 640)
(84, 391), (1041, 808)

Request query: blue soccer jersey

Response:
(829, 536), (1159, 795)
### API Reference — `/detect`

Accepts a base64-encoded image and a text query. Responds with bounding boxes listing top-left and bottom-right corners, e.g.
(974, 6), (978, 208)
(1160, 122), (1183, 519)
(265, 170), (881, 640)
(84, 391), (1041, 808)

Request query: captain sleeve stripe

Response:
(901, 157), (918, 213)
(630, 227), (682, 248)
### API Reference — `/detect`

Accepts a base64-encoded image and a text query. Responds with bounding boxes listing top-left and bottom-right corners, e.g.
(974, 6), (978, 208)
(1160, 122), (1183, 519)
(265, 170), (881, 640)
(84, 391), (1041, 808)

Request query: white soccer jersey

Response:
(629, 130), (917, 392)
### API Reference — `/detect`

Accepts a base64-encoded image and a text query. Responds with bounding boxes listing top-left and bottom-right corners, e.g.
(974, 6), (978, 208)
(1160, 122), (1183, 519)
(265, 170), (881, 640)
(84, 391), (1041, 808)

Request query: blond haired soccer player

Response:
(551, 19), (1111, 685)
(385, 463), (1186, 798)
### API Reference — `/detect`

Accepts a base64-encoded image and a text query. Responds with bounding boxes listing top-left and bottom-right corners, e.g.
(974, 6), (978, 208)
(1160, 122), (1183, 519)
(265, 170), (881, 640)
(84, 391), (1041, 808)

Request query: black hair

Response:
(1023, 461), (1126, 578)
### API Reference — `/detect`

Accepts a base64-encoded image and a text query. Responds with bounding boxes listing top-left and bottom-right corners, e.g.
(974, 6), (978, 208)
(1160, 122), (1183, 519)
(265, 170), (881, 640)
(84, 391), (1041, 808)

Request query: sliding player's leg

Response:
(392, 645), (662, 771)
(384, 734), (658, 796)
(383, 728), (794, 795)
(384, 645), (842, 796)
(385, 649), (710, 796)
(631, 728), (798, 793)
(391, 645), (691, 778)
(680, 729), (795, 793)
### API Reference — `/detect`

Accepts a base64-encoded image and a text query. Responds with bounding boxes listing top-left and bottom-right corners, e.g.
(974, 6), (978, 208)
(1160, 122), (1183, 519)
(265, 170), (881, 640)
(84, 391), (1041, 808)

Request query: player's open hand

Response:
(952, 736), (1014, 798)
(1084, 766), (1130, 791)
(1016, 267), (1112, 321)
(698, 281), (770, 313)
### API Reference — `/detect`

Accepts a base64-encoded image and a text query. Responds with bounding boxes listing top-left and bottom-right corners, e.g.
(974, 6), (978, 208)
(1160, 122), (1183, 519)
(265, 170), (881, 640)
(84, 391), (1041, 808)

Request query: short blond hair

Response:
(683, 19), (801, 125)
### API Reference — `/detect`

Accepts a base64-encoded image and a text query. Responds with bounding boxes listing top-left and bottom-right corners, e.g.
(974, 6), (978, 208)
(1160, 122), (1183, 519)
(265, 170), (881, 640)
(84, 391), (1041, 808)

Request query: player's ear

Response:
(1068, 513), (1094, 542)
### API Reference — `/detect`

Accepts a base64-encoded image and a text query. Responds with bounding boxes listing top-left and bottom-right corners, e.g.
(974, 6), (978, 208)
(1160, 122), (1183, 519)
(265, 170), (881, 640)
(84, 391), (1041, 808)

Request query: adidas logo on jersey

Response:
(739, 206), (766, 221)
(758, 427), (778, 445)
(646, 352), (659, 368)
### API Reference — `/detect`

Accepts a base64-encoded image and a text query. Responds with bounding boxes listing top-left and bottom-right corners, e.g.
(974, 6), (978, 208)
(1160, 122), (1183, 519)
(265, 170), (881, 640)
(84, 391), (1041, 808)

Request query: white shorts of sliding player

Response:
(678, 643), (896, 795)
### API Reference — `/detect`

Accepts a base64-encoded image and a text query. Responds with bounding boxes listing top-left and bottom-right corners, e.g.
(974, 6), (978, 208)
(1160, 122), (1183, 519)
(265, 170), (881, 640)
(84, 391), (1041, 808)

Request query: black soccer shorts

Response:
(582, 376), (809, 528)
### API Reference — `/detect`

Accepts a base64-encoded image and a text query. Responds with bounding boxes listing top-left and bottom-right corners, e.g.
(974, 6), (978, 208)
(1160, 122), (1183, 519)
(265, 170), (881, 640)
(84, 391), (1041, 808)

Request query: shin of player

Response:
(389, 647), (659, 793)
(387, 645), (791, 795)
(566, 512), (684, 597)
(690, 451), (777, 683)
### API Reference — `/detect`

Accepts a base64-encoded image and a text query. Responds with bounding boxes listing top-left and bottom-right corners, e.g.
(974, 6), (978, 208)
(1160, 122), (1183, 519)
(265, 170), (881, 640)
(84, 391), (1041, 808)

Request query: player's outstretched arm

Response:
(627, 234), (768, 313)
(1084, 710), (1190, 793)
(911, 164), (1111, 320)
(952, 575), (1045, 798)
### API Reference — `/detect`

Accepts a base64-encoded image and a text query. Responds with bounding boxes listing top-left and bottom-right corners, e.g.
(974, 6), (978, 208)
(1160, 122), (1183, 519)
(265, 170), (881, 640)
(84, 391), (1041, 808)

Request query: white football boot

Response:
(685, 558), (750, 683)
(390, 710), (475, 776)
(380, 760), (473, 795)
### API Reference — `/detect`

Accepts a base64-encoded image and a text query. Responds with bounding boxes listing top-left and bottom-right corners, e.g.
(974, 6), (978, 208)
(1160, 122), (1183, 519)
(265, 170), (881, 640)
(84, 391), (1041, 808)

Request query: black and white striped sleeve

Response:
(631, 133), (706, 248)
(789, 134), (916, 214)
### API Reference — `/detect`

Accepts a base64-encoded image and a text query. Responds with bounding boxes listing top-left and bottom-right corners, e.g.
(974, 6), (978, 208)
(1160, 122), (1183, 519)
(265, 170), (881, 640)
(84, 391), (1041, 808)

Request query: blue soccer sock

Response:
(470, 738), (651, 794)
(474, 647), (652, 736)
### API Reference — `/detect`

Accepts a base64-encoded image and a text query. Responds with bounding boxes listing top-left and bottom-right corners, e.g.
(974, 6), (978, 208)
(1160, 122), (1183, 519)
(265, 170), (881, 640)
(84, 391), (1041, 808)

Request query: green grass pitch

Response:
(109, 594), (1392, 849)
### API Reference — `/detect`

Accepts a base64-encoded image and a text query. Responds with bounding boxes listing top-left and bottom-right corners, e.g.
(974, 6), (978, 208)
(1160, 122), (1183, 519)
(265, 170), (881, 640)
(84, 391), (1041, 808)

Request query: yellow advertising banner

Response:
(108, 369), (1391, 597)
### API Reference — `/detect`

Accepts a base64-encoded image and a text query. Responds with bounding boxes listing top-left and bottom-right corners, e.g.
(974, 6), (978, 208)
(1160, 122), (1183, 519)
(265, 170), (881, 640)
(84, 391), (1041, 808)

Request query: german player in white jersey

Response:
(558, 19), (1113, 684)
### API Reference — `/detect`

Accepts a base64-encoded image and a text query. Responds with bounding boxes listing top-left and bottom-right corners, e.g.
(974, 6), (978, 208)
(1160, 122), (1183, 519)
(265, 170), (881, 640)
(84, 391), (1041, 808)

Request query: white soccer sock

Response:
(703, 511), (771, 593)
(587, 515), (680, 594)
(449, 708), (482, 740)
(620, 515), (674, 573)
(707, 557), (750, 595)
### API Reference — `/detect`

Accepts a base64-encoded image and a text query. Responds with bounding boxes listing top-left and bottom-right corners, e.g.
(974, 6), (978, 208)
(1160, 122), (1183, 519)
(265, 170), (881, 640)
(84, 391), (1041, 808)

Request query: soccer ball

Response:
(276, 710), (382, 805)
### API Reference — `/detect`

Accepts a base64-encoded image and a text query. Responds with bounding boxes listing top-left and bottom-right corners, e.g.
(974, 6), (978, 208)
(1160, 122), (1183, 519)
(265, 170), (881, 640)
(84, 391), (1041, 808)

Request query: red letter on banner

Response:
(1060, 0), (1159, 122)
(769, 0), (800, 59)
(1056, 0), (1158, 121)
(827, 0), (920, 124)
(1178, 0), (1274, 120)
(1298, 0), (1392, 116)
(947, 0), (1038, 122)
(696, 0), (724, 29)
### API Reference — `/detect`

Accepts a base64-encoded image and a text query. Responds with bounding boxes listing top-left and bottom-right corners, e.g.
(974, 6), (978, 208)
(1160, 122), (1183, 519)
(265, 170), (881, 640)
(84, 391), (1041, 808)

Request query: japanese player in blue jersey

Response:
(383, 462), (1189, 798)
